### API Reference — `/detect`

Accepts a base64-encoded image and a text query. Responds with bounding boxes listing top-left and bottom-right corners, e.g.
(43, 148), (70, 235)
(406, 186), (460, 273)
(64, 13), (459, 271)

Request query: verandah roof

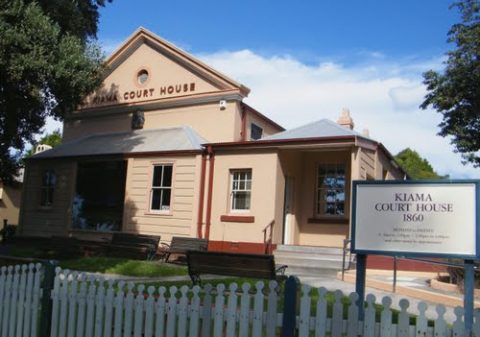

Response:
(31, 126), (207, 159)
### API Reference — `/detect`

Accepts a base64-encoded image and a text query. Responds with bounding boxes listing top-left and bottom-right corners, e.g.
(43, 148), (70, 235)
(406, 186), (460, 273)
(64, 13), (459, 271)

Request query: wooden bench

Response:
(162, 236), (208, 262)
(186, 250), (287, 284)
(49, 236), (84, 258)
(104, 233), (161, 260)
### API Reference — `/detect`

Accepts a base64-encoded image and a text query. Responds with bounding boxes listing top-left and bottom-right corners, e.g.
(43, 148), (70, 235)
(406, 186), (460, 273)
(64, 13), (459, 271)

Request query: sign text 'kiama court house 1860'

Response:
(351, 180), (480, 258)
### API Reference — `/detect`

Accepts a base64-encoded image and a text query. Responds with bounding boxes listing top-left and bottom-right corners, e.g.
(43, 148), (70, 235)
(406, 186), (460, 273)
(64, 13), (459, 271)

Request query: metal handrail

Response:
(262, 220), (275, 255)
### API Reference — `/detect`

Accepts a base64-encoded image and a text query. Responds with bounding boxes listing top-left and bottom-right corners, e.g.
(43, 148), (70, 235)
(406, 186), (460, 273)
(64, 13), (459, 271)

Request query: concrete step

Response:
(273, 245), (355, 276)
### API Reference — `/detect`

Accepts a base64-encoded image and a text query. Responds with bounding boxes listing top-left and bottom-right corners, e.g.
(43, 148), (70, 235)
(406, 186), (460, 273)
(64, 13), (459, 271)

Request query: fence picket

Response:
(225, 283), (238, 337)
(364, 294), (376, 337)
(76, 274), (88, 337)
(452, 307), (465, 337)
(252, 281), (265, 337)
(0, 266), (6, 336)
(144, 287), (155, 337)
(331, 290), (344, 337)
(113, 281), (126, 337)
(67, 272), (79, 337)
(347, 292), (359, 337)
(8, 265), (20, 337)
(266, 281), (278, 337)
(238, 283), (251, 337)
(380, 296), (393, 337)
(397, 299), (410, 337)
(154, 286), (167, 337)
(57, 270), (70, 337)
(314, 287), (328, 337)
(212, 284), (226, 337)
(85, 276), (97, 337)
(30, 263), (41, 337)
(166, 286), (178, 337)
(177, 285), (189, 337)
(103, 280), (116, 337)
(21, 264), (35, 337)
(473, 309), (480, 337)
(95, 278), (106, 337)
(299, 284), (311, 337)
(123, 282), (136, 337)
(434, 305), (450, 337)
(201, 284), (213, 337)
(14, 265), (27, 337)
(416, 302), (428, 337)
(2, 266), (14, 337)
(133, 285), (145, 337)
(188, 286), (201, 337)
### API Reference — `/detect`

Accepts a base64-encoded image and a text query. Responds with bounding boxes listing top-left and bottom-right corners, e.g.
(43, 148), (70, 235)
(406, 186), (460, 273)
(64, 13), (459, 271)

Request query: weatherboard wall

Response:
(122, 155), (200, 242)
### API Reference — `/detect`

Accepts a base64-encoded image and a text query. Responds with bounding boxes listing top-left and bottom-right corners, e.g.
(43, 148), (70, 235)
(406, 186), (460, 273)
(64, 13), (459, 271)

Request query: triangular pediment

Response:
(81, 28), (249, 110)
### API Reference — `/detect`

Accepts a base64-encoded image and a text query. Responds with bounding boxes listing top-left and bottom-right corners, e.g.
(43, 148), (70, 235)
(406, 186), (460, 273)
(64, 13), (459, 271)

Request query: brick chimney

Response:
(337, 108), (354, 130)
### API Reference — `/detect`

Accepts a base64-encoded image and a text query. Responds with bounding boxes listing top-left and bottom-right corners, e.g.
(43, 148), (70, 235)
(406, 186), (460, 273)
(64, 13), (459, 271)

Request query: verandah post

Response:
(281, 276), (299, 337)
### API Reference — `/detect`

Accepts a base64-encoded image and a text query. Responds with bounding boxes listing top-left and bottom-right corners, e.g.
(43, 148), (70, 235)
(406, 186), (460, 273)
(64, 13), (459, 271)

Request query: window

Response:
(40, 169), (56, 207)
(316, 164), (345, 216)
(230, 170), (252, 211)
(151, 164), (173, 212)
(250, 123), (263, 140)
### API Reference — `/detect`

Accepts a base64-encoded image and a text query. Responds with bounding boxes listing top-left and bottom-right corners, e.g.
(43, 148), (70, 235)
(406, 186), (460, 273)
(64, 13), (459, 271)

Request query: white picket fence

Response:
(49, 268), (480, 337)
(0, 263), (43, 337)
(1, 264), (480, 337)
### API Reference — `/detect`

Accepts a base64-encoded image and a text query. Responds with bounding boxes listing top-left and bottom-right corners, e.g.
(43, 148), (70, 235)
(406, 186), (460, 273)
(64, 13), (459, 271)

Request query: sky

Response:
(46, 0), (479, 178)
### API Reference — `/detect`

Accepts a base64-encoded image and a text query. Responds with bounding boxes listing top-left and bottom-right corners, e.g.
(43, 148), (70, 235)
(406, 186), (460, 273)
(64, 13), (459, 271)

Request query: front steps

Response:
(273, 245), (355, 277)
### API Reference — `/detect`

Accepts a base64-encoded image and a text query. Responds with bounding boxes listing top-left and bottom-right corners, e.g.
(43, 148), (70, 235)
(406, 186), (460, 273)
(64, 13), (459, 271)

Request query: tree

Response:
(23, 129), (62, 159)
(0, 0), (111, 183)
(421, 0), (480, 168)
(395, 148), (448, 180)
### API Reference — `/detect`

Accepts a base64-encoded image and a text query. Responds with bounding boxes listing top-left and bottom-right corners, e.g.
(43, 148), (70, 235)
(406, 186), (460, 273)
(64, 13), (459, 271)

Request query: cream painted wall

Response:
(0, 183), (22, 226)
(245, 112), (282, 140)
(123, 154), (200, 242)
(82, 43), (220, 109)
(64, 101), (242, 144)
(209, 151), (281, 243)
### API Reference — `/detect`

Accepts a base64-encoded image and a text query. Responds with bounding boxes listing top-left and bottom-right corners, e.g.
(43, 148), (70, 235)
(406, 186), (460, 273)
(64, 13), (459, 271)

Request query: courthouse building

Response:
(19, 28), (404, 253)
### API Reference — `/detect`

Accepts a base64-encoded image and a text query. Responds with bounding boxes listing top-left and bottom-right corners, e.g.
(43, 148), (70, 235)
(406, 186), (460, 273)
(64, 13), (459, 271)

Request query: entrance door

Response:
(282, 177), (295, 244)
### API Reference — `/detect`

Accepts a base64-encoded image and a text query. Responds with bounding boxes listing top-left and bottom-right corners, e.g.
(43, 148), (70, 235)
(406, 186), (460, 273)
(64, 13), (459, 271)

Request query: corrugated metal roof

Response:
(32, 126), (207, 159)
(262, 119), (369, 141)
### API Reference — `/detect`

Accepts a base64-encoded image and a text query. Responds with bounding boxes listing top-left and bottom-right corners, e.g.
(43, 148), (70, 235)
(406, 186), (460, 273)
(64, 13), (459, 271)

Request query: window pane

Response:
(234, 191), (250, 210)
(161, 189), (171, 208)
(163, 165), (172, 187)
(152, 166), (162, 187)
(151, 189), (161, 210)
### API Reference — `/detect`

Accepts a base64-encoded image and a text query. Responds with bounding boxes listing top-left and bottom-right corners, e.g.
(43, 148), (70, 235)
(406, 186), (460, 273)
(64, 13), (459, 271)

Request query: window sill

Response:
(308, 217), (349, 225)
(144, 211), (173, 216)
(221, 215), (255, 223)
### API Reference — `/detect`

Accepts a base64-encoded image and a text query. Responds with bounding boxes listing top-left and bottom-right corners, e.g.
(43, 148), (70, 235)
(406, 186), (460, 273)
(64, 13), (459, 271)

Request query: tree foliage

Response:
(23, 129), (62, 159)
(0, 0), (111, 182)
(394, 148), (448, 180)
(421, 0), (480, 167)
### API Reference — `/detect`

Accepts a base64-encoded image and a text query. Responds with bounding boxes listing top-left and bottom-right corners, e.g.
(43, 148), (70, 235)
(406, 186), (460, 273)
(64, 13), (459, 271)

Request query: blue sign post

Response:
(351, 180), (479, 331)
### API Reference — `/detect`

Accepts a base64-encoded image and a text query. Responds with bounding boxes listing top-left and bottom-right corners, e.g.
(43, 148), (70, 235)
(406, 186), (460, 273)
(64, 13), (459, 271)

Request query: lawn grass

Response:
(59, 257), (188, 277)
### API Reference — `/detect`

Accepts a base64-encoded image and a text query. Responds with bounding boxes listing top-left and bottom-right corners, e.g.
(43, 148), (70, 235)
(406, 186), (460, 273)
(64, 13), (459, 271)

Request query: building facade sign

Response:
(351, 180), (480, 258)
(85, 82), (197, 107)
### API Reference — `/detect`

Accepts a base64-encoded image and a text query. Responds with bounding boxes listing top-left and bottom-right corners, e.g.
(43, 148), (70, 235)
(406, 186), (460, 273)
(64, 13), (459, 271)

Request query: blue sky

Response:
(57, 0), (476, 178)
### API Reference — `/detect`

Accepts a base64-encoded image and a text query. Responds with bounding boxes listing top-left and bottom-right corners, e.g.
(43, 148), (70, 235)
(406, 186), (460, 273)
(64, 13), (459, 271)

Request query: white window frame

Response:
(230, 169), (252, 212)
(315, 164), (346, 217)
(150, 164), (173, 213)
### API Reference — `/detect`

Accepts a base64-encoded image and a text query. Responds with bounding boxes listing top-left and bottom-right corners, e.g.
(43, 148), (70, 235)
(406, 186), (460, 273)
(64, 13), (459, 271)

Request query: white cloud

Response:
(199, 50), (480, 179)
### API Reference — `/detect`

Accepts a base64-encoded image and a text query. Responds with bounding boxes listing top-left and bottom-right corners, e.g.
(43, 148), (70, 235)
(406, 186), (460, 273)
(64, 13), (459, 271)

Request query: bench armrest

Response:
(275, 265), (288, 276)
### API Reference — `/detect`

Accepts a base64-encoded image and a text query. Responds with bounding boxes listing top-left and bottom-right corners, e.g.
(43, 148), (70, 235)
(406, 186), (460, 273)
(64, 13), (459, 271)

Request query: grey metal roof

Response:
(262, 119), (369, 141)
(32, 126), (207, 159)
